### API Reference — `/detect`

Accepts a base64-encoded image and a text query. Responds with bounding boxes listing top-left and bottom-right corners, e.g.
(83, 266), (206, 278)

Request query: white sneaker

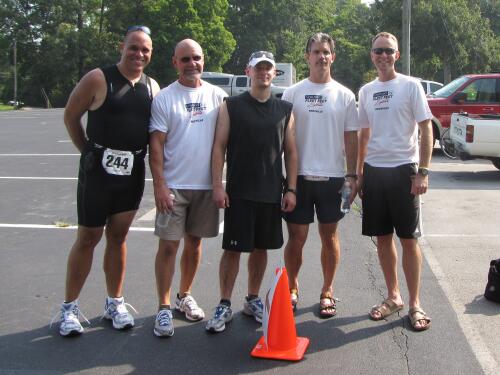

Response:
(205, 304), (233, 333)
(50, 300), (89, 337)
(243, 296), (263, 323)
(175, 294), (205, 321)
(154, 309), (174, 337)
(102, 297), (137, 330)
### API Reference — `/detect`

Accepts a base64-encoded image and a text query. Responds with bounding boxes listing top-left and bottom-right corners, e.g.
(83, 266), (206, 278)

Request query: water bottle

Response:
(156, 193), (175, 228)
(340, 180), (351, 214)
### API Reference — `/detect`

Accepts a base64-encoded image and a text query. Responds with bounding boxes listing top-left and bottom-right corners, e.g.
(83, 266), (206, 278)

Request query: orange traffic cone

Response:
(251, 267), (310, 361)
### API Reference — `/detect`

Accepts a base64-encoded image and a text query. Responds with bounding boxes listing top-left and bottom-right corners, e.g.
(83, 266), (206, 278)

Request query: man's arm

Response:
(149, 130), (173, 212)
(357, 127), (371, 197)
(211, 102), (230, 208)
(63, 69), (105, 152)
(411, 118), (433, 195)
(282, 112), (298, 212)
(344, 130), (358, 203)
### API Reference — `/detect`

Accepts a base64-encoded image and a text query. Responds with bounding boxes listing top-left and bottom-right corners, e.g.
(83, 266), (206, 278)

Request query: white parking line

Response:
(0, 222), (225, 234)
(0, 176), (154, 181)
(0, 154), (79, 156)
(0, 223), (153, 232)
(421, 238), (498, 375)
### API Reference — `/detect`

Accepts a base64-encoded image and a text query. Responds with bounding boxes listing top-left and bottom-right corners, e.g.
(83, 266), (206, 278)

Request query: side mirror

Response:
(453, 91), (468, 104)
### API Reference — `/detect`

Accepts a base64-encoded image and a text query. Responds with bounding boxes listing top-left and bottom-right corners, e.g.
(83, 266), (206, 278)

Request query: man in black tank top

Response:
(55, 26), (160, 337)
(206, 51), (298, 333)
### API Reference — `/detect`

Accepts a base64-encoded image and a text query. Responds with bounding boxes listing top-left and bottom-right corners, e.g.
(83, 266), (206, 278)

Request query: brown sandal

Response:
(290, 288), (299, 312)
(319, 292), (337, 318)
(369, 299), (404, 321)
(408, 307), (431, 331)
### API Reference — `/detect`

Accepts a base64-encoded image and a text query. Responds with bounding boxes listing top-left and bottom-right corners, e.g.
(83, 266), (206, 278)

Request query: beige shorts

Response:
(154, 189), (219, 241)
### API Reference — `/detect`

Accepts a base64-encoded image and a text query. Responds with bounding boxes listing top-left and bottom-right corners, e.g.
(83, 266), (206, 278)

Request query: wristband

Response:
(345, 174), (358, 180)
(285, 188), (297, 195)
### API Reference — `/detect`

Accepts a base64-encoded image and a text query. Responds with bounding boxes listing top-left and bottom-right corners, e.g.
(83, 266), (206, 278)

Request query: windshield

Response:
(430, 76), (469, 98)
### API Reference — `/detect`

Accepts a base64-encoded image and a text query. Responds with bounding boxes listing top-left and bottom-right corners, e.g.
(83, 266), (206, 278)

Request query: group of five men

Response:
(56, 26), (432, 338)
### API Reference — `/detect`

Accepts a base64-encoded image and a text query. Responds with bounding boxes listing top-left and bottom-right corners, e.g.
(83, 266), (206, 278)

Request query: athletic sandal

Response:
(369, 298), (404, 321)
(408, 307), (431, 331)
(290, 289), (299, 312)
(319, 292), (337, 318)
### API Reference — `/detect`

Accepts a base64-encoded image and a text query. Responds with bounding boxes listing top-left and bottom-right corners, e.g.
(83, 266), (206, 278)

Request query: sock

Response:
(220, 299), (231, 307)
(159, 304), (171, 311)
(246, 294), (259, 301)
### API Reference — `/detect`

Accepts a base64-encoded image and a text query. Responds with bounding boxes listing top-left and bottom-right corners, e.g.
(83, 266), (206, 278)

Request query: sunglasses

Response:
(126, 25), (151, 35)
(372, 48), (396, 55)
(249, 51), (275, 60)
(180, 55), (203, 63)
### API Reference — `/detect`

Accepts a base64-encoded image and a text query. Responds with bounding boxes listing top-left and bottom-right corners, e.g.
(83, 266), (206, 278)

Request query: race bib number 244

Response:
(102, 148), (134, 176)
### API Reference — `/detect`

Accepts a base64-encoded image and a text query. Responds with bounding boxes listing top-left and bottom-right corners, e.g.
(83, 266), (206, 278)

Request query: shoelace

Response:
(100, 301), (138, 320)
(157, 310), (172, 325)
(50, 305), (90, 328)
(182, 296), (200, 312)
(213, 305), (229, 319)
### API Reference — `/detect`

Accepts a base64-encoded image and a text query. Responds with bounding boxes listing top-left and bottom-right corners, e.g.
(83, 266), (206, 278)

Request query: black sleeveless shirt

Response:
(225, 91), (293, 203)
(86, 65), (152, 152)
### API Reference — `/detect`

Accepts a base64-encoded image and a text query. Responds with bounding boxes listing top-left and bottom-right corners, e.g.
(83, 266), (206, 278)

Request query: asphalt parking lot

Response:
(0, 108), (498, 374)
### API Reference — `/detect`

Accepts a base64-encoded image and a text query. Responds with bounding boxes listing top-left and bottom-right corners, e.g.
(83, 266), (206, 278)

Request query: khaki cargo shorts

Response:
(154, 189), (219, 240)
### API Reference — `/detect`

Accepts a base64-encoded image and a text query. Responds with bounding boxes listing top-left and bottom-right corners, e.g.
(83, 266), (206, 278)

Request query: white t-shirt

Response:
(149, 80), (227, 189)
(282, 78), (359, 177)
(358, 73), (433, 167)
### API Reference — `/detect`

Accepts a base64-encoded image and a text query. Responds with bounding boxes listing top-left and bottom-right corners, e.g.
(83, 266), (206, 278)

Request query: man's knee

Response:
(76, 226), (104, 249)
(158, 239), (180, 256)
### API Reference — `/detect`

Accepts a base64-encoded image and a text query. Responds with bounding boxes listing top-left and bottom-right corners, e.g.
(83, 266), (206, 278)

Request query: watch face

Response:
(418, 168), (429, 176)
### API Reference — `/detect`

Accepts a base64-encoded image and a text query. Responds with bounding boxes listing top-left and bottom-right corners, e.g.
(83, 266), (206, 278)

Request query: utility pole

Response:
(402, 0), (411, 75)
(13, 38), (17, 104)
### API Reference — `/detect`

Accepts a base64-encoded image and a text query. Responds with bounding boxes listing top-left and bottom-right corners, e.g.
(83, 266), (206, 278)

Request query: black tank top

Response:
(86, 65), (152, 152)
(225, 91), (292, 203)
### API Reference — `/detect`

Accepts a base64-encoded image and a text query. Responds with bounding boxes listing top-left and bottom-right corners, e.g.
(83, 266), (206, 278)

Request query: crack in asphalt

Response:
(365, 236), (412, 375)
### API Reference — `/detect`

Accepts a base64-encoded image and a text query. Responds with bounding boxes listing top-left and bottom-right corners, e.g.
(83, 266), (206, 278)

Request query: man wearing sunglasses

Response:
(357, 32), (433, 331)
(57, 26), (160, 336)
(281, 32), (359, 318)
(149, 39), (227, 337)
(206, 51), (298, 333)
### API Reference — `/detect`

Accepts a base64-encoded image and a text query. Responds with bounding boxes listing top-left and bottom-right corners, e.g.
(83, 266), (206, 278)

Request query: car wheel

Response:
(491, 158), (500, 170)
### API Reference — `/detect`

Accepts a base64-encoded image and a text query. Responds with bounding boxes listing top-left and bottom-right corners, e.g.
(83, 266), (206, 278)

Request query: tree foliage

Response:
(0, 0), (498, 106)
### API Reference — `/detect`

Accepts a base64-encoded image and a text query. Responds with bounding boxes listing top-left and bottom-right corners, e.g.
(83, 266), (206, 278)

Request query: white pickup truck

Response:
(450, 112), (500, 170)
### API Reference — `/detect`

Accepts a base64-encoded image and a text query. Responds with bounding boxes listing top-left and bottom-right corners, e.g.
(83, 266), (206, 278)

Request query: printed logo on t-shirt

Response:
(372, 91), (393, 111)
(186, 102), (207, 123)
(305, 94), (327, 113)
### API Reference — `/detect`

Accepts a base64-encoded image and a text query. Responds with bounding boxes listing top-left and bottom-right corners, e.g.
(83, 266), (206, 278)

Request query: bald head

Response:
(173, 38), (204, 88)
(174, 39), (203, 57)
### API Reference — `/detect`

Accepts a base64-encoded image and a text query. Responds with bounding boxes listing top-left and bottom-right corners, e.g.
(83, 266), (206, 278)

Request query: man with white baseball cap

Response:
(206, 50), (298, 333)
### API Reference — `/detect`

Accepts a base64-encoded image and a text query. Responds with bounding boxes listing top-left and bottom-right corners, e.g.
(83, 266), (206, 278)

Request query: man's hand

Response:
(213, 185), (229, 208)
(411, 174), (428, 195)
(154, 184), (174, 213)
(281, 192), (296, 212)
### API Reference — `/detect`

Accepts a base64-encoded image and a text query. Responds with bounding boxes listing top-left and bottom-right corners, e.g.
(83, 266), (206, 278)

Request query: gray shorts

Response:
(154, 189), (219, 241)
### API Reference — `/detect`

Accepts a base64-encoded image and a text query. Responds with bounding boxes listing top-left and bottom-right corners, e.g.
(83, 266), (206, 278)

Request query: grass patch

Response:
(0, 104), (15, 111)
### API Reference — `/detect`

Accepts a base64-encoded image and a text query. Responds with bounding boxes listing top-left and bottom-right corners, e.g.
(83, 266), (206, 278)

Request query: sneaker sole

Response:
(154, 328), (174, 337)
(60, 328), (83, 337)
(175, 307), (205, 322)
(205, 314), (233, 333)
(103, 315), (134, 330)
(242, 307), (262, 323)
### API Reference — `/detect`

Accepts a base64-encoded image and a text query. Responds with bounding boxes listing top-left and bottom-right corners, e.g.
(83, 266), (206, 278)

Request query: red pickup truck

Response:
(427, 73), (500, 144)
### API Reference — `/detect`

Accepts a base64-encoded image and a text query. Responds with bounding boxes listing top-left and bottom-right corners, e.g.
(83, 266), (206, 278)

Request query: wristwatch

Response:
(285, 188), (297, 195)
(418, 167), (429, 176)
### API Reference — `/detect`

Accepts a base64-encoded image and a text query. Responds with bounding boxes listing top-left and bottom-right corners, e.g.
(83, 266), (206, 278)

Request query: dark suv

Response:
(427, 73), (500, 143)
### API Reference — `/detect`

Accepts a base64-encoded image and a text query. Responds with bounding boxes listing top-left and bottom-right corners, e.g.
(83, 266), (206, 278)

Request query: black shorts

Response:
(222, 198), (283, 252)
(283, 176), (345, 224)
(77, 144), (145, 227)
(361, 163), (421, 239)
